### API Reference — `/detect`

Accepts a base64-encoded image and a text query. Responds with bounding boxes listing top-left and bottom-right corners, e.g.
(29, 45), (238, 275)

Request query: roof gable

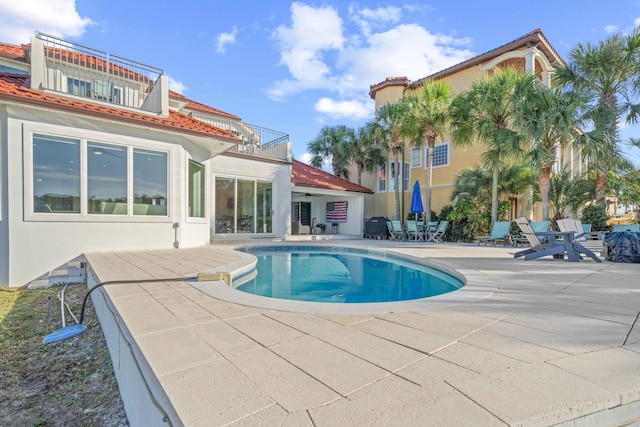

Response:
(292, 160), (373, 194)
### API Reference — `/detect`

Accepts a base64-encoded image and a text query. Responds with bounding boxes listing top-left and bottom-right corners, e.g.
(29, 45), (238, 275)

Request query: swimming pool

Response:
(235, 246), (464, 303)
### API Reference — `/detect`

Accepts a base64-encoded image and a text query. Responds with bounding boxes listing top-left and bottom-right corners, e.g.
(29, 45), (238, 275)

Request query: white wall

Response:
(2, 105), (216, 286)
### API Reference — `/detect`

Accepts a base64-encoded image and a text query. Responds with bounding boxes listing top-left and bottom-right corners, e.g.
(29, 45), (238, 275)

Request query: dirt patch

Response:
(0, 284), (128, 426)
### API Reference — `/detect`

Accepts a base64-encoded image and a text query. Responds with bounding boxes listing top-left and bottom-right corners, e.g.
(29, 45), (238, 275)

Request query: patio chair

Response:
(612, 224), (640, 232)
(291, 220), (310, 235)
(427, 220), (448, 243)
(515, 217), (601, 262)
(387, 220), (406, 240)
(513, 217), (567, 261)
(512, 220), (551, 246)
(558, 218), (604, 256)
(405, 220), (423, 241)
(477, 221), (512, 246)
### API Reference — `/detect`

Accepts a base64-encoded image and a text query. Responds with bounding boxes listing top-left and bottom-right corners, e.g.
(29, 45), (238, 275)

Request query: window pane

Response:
(33, 134), (80, 213)
(88, 142), (127, 214)
(403, 163), (410, 191)
(256, 182), (272, 233)
(411, 148), (421, 167)
(377, 164), (386, 192)
(67, 78), (91, 97)
(133, 149), (167, 216)
(215, 177), (235, 233)
(425, 143), (449, 168)
(237, 180), (255, 233)
(188, 160), (205, 218)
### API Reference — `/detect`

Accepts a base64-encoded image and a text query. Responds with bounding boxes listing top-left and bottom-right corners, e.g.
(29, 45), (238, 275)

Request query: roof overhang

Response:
(0, 91), (242, 158)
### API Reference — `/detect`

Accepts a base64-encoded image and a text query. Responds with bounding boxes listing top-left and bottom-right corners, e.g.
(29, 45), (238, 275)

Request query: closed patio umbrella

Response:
(410, 180), (423, 214)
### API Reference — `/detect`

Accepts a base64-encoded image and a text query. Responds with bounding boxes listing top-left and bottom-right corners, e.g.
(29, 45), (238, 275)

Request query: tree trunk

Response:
(393, 150), (401, 221)
(595, 171), (607, 208)
(539, 163), (552, 221)
(357, 163), (363, 186)
(425, 138), (434, 223)
(491, 164), (499, 225)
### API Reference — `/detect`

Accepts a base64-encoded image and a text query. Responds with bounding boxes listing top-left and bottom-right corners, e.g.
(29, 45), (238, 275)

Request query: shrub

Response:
(581, 204), (610, 231)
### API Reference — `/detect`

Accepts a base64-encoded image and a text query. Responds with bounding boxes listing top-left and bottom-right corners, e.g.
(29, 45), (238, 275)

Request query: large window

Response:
(188, 160), (205, 218)
(88, 142), (127, 214)
(31, 132), (169, 219)
(215, 177), (272, 234)
(133, 149), (168, 216)
(33, 134), (81, 213)
(424, 143), (450, 168)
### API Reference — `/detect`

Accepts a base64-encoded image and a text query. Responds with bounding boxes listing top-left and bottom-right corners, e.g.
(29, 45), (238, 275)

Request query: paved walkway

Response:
(84, 241), (640, 426)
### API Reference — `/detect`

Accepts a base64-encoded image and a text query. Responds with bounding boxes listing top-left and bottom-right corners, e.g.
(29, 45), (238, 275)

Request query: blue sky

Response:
(2, 0), (640, 165)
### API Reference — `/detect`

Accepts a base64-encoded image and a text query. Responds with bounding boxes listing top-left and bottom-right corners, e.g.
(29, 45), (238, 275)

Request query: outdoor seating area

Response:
(385, 219), (449, 242)
(514, 217), (601, 262)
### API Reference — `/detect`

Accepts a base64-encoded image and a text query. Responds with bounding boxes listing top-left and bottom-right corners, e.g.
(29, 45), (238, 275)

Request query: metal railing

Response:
(190, 112), (290, 161)
(225, 123), (290, 161)
(35, 32), (164, 111)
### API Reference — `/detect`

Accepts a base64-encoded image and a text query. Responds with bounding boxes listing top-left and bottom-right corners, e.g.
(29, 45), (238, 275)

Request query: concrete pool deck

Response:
(84, 240), (640, 426)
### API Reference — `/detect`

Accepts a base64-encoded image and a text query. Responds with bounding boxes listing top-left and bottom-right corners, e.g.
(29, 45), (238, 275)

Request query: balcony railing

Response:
(35, 32), (164, 112)
(189, 112), (290, 161)
(227, 123), (290, 161)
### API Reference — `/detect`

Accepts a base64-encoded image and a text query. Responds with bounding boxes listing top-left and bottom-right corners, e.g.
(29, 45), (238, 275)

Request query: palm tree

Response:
(343, 122), (385, 186)
(374, 100), (409, 220)
(517, 85), (592, 220)
(307, 125), (353, 178)
(554, 28), (640, 207)
(402, 80), (452, 222)
(450, 67), (536, 224)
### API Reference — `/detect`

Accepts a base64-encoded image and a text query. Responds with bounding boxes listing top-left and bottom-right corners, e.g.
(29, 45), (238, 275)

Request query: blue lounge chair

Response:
(405, 220), (423, 241)
(477, 221), (512, 246)
(387, 220), (406, 240)
(427, 220), (449, 243)
(612, 224), (640, 232)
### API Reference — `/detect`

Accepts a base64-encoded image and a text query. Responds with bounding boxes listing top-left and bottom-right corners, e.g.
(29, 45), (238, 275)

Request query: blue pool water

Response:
(236, 247), (464, 303)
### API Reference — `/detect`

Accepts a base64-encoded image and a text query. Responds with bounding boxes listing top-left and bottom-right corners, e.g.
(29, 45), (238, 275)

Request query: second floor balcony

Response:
(31, 32), (166, 114)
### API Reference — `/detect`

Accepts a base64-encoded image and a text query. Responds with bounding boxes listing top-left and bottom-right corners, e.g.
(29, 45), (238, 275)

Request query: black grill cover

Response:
(604, 231), (640, 263)
(364, 217), (389, 239)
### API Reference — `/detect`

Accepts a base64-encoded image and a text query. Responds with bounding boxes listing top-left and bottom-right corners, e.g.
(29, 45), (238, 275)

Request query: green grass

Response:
(0, 284), (128, 426)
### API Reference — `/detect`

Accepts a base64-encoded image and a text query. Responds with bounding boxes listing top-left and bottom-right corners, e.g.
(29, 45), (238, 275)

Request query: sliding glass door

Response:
(214, 176), (272, 234)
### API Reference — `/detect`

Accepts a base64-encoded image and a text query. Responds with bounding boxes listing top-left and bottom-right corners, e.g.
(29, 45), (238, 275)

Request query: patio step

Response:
(27, 259), (86, 289)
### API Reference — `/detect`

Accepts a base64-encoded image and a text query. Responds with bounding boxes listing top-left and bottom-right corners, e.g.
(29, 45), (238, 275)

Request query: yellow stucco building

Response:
(364, 29), (585, 222)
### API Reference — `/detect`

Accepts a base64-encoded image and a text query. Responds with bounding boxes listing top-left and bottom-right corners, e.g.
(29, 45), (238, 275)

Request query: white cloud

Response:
(604, 24), (619, 34)
(349, 5), (401, 37)
(314, 97), (373, 119)
(635, 17), (640, 28)
(0, 0), (93, 44)
(167, 76), (187, 94)
(268, 2), (474, 121)
(216, 26), (238, 54)
(268, 2), (345, 99)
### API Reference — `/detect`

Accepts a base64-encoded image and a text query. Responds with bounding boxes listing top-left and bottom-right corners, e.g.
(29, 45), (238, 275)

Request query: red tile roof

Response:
(185, 99), (240, 120)
(292, 160), (373, 194)
(0, 42), (27, 61)
(0, 73), (240, 141)
(370, 29), (564, 98)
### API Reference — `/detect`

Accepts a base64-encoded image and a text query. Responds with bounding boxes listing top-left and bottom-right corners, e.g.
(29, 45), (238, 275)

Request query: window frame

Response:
(213, 174), (274, 235)
(389, 161), (411, 192)
(411, 147), (421, 168)
(23, 123), (173, 223)
(423, 142), (450, 169)
(376, 164), (387, 193)
(187, 159), (207, 221)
